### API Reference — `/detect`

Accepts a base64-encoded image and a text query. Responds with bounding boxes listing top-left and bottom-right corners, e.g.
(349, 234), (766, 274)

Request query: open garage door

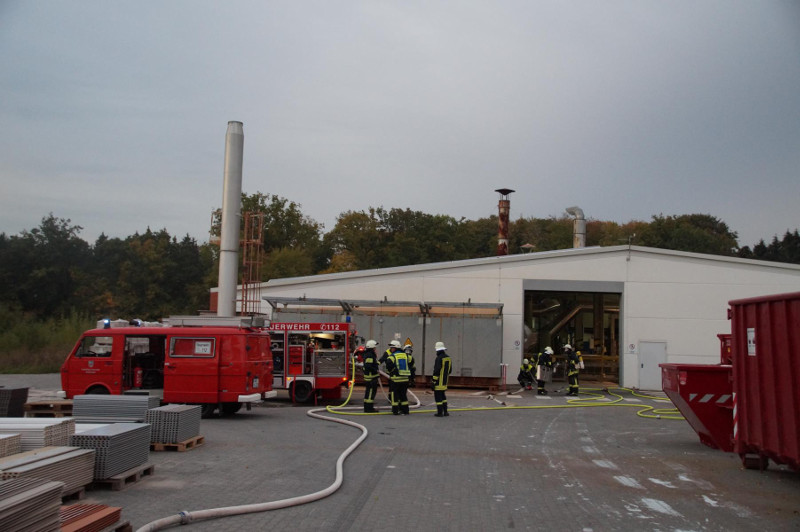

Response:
(524, 289), (621, 383)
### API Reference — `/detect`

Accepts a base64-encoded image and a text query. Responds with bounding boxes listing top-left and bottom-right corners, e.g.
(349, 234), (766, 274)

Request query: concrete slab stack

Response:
(0, 434), (21, 458)
(146, 405), (201, 444)
(69, 423), (151, 480)
(73, 395), (160, 423)
(0, 477), (64, 531)
(0, 387), (28, 417)
(0, 418), (75, 451)
(0, 446), (95, 494)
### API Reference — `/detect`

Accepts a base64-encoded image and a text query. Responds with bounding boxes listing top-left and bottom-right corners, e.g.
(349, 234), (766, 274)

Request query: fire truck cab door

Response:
(68, 333), (122, 395)
(163, 335), (220, 404)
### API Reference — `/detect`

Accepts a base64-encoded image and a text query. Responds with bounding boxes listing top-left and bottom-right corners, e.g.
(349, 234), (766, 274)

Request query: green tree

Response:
(322, 209), (384, 271)
(638, 214), (739, 256)
(739, 230), (800, 264)
(212, 192), (325, 280)
(0, 215), (91, 317)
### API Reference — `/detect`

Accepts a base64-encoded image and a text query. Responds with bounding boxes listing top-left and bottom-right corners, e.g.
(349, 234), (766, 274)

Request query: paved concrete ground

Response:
(2, 374), (798, 531)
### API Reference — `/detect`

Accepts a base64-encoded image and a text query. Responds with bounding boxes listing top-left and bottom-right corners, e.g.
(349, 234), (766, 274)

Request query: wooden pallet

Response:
(90, 463), (155, 491)
(61, 485), (86, 502)
(150, 435), (205, 452)
(24, 399), (73, 417)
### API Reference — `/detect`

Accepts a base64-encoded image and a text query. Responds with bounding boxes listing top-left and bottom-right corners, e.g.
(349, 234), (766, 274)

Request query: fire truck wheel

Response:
(86, 385), (110, 394)
(200, 404), (217, 418)
(221, 402), (242, 416)
(290, 381), (313, 403)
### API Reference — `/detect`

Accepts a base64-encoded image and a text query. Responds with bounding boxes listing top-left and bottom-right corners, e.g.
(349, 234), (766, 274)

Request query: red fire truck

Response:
(268, 322), (360, 402)
(59, 318), (276, 417)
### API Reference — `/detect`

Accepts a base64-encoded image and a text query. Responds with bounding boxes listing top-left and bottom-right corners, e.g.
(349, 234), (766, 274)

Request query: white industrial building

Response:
(214, 245), (800, 390)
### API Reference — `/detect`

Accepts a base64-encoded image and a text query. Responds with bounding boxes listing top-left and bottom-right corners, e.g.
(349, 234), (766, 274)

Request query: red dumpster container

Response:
(729, 291), (800, 470)
(661, 363), (734, 452)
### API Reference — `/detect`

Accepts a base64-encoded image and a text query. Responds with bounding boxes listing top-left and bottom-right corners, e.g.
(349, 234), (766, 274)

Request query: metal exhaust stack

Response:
(495, 188), (515, 256)
(565, 206), (586, 248)
(218, 121), (244, 317)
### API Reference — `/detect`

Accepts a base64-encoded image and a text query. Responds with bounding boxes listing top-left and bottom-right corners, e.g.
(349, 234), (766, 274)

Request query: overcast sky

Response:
(1, 2), (798, 248)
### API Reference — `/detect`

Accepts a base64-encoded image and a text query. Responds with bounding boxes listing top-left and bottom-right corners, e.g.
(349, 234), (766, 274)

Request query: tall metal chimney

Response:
(495, 188), (515, 256)
(565, 206), (586, 248)
(217, 121), (244, 317)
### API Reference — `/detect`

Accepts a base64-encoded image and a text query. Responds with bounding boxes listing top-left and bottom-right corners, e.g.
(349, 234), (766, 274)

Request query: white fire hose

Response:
(135, 363), (418, 530)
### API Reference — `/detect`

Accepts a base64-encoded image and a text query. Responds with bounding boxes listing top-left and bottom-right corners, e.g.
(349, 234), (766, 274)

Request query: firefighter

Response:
(517, 358), (535, 390)
(402, 340), (416, 388)
(362, 340), (380, 412)
(564, 344), (583, 396)
(381, 340), (402, 408)
(432, 341), (452, 417)
(536, 347), (554, 395)
(385, 341), (416, 415)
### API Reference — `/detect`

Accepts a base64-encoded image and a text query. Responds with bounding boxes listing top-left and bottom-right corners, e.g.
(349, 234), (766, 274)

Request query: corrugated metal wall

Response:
(271, 310), (503, 383)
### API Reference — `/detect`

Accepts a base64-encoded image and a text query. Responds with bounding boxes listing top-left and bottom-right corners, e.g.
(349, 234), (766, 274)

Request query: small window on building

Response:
(170, 337), (216, 358)
(77, 336), (113, 357)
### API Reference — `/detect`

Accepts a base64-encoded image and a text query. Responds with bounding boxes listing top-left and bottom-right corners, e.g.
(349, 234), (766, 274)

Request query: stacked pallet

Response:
(69, 424), (151, 480)
(146, 405), (201, 444)
(0, 388), (28, 417)
(0, 418), (75, 451)
(0, 477), (64, 532)
(0, 434), (21, 458)
(73, 395), (160, 423)
(0, 446), (95, 494)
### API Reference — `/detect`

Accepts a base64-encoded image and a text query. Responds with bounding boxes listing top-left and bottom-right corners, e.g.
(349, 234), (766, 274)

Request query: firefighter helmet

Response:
(544, 347), (554, 355)
(435, 341), (446, 351)
(563, 344), (573, 351)
(523, 358), (530, 365)
(365, 340), (378, 349)
(389, 340), (402, 348)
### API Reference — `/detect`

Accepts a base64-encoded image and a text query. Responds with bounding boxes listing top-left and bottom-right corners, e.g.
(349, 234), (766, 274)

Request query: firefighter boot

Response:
(435, 405), (443, 417)
(443, 402), (449, 416)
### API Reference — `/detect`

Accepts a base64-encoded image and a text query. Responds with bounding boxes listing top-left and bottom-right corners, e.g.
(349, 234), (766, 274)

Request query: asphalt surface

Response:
(2, 374), (799, 532)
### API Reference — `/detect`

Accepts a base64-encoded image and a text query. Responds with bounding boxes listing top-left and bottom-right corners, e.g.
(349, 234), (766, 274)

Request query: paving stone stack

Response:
(0, 434), (21, 458)
(0, 477), (64, 531)
(69, 423), (151, 480)
(0, 418), (75, 451)
(0, 446), (95, 494)
(72, 395), (161, 423)
(0, 387), (28, 417)
(146, 404), (201, 444)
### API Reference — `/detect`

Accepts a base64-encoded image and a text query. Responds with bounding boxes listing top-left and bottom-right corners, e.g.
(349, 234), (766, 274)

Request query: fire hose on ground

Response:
(135, 358), (679, 531)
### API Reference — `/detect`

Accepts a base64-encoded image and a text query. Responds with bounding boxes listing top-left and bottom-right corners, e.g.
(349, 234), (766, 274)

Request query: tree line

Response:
(2, 192), (798, 323)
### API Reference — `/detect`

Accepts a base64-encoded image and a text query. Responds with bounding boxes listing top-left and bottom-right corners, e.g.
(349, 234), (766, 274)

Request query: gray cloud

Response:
(1, 1), (798, 246)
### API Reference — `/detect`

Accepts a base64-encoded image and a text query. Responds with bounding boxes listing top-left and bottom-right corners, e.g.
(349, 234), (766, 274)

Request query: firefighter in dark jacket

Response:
(535, 347), (554, 395)
(361, 340), (380, 412)
(517, 358), (535, 390)
(564, 344), (583, 396)
(432, 341), (452, 417)
(385, 341), (415, 415)
(380, 340), (402, 408)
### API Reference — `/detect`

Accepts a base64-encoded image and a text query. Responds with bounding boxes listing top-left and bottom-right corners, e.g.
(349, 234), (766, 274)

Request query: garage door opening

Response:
(524, 290), (620, 383)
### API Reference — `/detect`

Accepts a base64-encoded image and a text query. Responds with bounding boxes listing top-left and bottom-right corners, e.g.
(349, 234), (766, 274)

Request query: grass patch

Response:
(0, 309), (94, 373)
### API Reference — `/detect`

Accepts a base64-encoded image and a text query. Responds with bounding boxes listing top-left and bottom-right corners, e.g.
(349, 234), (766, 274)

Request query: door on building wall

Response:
(638, 341), (666, 391)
